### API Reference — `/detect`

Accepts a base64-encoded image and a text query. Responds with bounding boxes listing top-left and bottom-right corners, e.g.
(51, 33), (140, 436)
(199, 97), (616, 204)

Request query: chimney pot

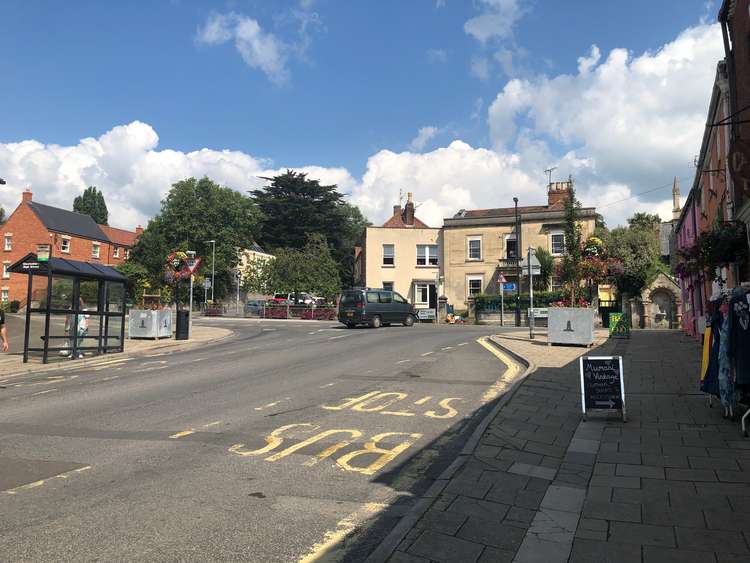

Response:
(393, 204), (401, 216)
(404, 192), (415, 226)
(22, 189), (32, 203)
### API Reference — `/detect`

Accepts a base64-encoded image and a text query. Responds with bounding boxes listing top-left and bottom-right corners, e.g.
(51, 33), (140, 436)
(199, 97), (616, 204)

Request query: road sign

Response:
(203, 278), (212, 290)
(36, 244), (51, 262)
(498, 274), (507, 284)
(417, 309), (436, 320)
(184, 257), (201, 275)
(503, 282), (516, 291)
(579, 356), (626, 421)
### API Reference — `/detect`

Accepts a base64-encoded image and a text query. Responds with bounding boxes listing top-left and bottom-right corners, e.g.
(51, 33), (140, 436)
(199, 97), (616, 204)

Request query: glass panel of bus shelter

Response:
(50, 276), (74, 311)
(79, 279), (101, 313)
(105, 316), (123, 349)
(106, 281), (124, 312)
(29, 275), (49, 309)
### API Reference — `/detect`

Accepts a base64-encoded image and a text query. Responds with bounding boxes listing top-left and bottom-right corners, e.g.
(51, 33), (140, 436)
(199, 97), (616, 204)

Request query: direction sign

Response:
(203, 278), (212, 290)
(579, 356), (626, 421)
(503, 282), (516, 291)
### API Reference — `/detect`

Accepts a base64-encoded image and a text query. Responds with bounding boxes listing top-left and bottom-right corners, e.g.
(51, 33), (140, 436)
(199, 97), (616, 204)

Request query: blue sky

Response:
(0, 0), (725, 228)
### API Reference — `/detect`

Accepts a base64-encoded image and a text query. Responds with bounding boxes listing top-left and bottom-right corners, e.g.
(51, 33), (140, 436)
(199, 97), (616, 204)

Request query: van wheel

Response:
(403, 314), (415, 327)
(345, 323), (355, 329)
(371, 315), (382, 329)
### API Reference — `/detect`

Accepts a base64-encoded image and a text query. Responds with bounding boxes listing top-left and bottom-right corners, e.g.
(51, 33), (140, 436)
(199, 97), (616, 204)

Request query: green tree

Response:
(608, 217), (661, 296)
(251, 170), (370, 287)
(559, 183), (584, 302)
(116, 261), (151, 304)
(73, 186), (109, 224)
(627, 212), (661, 231)
(241, 257), (275, 295)
(534, 246), (553, 291)
(269, 234), (341, 297)
(131, 177), (261, 301)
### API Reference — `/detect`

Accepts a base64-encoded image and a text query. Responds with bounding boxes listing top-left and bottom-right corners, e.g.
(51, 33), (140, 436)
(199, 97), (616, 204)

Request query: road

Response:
(0, 318), (510, 562)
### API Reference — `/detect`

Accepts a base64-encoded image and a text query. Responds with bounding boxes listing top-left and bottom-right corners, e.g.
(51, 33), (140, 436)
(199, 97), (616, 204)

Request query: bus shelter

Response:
(9, 253), (128, 364)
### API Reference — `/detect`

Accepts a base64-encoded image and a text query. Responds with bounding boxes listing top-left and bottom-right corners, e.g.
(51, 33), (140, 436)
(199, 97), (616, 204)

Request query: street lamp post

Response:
(514, 198), (521, 327)
(205, 240), (216, 304)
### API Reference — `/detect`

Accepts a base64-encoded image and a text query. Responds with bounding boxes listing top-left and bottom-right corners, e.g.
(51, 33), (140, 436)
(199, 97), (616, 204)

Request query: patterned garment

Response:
(718, 313), (736, 410)
(729, 289), (750, 385)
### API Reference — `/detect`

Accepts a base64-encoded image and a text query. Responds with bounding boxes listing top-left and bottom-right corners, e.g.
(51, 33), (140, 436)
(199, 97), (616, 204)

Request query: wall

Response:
(363, 226), (441, 302)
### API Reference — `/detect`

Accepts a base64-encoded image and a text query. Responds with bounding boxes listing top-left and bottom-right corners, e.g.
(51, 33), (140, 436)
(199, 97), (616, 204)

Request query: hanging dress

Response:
(718, 310), (736, 410)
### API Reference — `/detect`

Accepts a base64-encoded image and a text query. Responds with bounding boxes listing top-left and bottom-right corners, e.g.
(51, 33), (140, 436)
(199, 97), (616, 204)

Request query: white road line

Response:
(140, 365), (168, 372)
(319, 382), (337, 388)
(441, 346), (454, 351)
(99, 376), (119, 382)
(396, 359), (410, 364)
(262, 328), (277, 332)
(31, 389), (57, 396)
(141, 360), (167, 366)
(202, 420), (223, 428)
(421, 352), (433, 357)
(191, 358), (205, 362)
(328, 334), (350, 340)
(458, 342), (469, 346)
(254, 400), (281, 411)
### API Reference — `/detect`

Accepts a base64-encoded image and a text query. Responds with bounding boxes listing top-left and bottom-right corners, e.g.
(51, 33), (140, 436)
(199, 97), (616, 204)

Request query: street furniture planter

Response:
(129, 309), (173, 339)
(548, 307), (595, 346)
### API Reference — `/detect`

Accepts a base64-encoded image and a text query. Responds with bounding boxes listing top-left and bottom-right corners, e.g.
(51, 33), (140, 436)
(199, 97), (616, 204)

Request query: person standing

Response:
(0, 308), (8, 352)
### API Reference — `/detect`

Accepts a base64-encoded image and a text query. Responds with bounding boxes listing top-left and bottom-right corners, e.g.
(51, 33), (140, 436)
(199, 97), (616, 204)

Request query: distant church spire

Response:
(672, 176), (681, 221)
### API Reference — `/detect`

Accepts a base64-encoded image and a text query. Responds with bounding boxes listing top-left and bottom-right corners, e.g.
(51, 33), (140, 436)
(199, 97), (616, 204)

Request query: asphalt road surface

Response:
(0, 318), (509, 562)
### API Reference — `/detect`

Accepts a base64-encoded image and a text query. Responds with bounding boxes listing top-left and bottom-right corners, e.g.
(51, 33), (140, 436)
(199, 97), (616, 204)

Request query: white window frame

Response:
(3, 235), (12, 251)
(550, 231), (565, 256)
(416, 244), (438, 266)
(92, 242), (101, 259)
(125, 249), (131, 260)
(61, 236), (71, 254)
(414, 283), (430, 305)
(467, 236), (482, 261)
(2, 261), (9, 280)
(382, 244), (395, 266)
(467, 275), (484, 298)
(113, 246), (120, 258)
(1, 288), (8, 302)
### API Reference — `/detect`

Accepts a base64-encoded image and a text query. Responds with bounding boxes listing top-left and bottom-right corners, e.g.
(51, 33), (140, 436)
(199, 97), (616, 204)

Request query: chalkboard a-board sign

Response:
(579, 356), (626, 421)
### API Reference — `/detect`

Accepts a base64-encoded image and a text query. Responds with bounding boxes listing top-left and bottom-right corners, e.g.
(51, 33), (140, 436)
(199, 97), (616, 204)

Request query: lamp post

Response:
(514, 197), (521, 327)
(205, 240), (216, 304)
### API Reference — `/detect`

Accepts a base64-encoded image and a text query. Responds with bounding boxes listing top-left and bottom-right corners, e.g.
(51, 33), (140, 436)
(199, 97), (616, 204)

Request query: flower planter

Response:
(548, 307), (595, 346)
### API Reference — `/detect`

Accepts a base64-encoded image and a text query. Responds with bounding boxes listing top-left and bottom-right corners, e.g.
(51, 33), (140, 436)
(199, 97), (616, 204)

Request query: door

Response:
(428, 284), (437, 311)
(378, 291), (396, 322)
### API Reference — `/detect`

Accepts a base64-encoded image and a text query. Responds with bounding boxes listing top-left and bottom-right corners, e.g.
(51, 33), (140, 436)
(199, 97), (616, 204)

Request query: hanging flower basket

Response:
(699, 221), (748, 273)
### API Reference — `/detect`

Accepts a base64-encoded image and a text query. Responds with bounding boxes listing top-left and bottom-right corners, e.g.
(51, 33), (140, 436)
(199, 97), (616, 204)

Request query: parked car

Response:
(338, 288), (416, 328)
(244, 299), (266, 317)
(271, 292), (316, 305)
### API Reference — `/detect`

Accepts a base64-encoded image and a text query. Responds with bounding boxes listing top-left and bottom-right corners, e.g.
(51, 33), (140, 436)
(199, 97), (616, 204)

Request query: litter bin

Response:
(175, 310), (190, 340)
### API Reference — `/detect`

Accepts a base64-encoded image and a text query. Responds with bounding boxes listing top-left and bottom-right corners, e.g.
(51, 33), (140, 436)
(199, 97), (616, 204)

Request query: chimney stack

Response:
(22, 189), (32, 203)
(672, 177), (681, 221)
(135, 225), (144, 235)
(403, 192), (415, 226)
(547, 180), (572, 207)
(393, 204), (401, 216)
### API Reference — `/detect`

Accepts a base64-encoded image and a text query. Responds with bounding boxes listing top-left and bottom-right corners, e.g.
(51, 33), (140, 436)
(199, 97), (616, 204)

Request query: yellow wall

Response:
(363, 226), (441, 306)
(442, 217), (595, 308)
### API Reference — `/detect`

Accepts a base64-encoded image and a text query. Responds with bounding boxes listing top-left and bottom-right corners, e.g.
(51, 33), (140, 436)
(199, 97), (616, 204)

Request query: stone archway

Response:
(640, 272), (682, 329)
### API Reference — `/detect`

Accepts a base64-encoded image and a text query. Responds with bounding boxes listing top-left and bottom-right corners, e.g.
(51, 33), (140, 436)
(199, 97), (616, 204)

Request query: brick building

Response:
(1, 190), (142, 303)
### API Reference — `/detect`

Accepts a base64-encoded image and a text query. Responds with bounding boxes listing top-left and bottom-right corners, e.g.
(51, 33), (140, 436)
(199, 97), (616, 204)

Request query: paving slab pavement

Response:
(374, 329), (750, 563)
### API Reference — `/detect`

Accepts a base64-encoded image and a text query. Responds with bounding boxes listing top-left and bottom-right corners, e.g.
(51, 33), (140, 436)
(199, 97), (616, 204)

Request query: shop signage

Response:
(579, 356), (626, 421)
(417, 309), (436, 320)
(21, 261), (40, 270)
(609, 312), (630, 339)
(528, 307), (548, 318)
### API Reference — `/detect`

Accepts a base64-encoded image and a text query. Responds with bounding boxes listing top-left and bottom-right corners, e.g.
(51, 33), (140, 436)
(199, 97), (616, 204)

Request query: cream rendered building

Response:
(354, 193), (442, 311)
(441, 181), (597, 309)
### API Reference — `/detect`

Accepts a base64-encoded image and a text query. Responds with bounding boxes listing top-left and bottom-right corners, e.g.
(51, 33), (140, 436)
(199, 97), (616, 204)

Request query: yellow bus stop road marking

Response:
(476, 336), (518, 404)
(169, 429), (195, 439)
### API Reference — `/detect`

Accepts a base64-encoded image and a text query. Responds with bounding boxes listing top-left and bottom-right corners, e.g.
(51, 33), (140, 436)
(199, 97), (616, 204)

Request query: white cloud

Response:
(409, 126), (440, 152)
(197, 12), (290, 85)
(464, 0), (522, 43)
(471, 56), (491, 80)
(427, 48), (448, 63)
(487, 24), (724, 224)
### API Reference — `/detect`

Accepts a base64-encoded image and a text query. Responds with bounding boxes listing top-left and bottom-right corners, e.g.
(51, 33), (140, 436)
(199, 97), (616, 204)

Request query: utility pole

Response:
(205, 240), (216, 303)
(514, 197), (521, 327)
(528, 246), (535, 340)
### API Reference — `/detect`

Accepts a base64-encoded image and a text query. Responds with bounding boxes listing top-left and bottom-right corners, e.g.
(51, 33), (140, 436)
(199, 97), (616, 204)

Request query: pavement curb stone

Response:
(365, 336), (535, 563)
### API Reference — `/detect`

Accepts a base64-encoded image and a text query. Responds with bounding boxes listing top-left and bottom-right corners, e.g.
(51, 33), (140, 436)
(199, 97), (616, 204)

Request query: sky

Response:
(0, 0), (726, 230)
